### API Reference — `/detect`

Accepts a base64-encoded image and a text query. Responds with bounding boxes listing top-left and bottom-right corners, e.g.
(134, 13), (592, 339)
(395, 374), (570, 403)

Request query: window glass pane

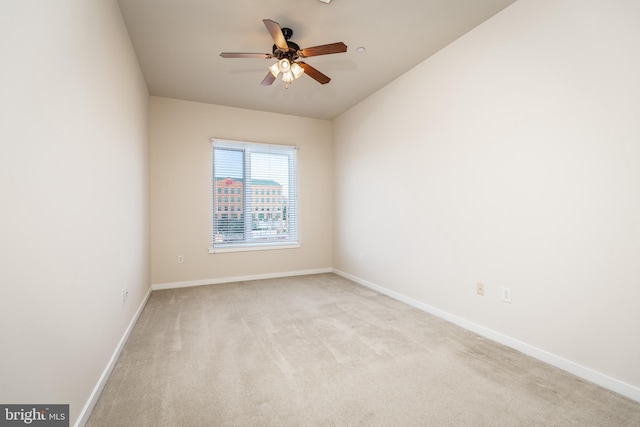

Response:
(213, 148), (244, 243)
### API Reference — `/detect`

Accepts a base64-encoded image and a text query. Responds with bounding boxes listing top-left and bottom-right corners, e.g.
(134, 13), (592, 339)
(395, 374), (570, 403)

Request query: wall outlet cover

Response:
(501, 286), (512, 303)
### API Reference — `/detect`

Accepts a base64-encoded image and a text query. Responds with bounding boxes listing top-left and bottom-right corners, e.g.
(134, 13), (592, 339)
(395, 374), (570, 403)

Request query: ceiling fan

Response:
(220, 19), (347, 87)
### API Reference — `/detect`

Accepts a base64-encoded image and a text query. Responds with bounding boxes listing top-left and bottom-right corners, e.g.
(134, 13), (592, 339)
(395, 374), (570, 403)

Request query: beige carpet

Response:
(87, 273), (640, 426)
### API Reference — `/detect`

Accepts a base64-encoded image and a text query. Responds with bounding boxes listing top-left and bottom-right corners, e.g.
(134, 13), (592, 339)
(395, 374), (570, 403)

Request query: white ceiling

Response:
(117, 0), (517, 120)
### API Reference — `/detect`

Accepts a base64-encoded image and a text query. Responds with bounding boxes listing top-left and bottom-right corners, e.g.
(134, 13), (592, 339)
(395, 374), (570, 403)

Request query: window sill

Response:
(208, 243), (300, 254)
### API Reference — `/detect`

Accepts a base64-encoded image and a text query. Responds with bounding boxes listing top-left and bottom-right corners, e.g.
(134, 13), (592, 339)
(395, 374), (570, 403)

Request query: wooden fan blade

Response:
(298, 62), (331, 84)
(299, 42), (347, 58)
(220, 52), (272, 59)
(261, 72), (276, 86)
(263, 19), (288, 50)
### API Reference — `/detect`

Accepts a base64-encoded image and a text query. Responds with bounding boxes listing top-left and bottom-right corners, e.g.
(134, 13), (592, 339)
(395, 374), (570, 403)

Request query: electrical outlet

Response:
(476, 283), (485, 296)
(501, 286), (512, 303)
(177, 255), (184, 264)
(121, 287), (129, 305)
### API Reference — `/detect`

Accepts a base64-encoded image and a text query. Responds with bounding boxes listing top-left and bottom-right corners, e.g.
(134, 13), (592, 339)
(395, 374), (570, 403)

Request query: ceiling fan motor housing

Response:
(272, 30), (301, 61)
(281, 27), (293, 40)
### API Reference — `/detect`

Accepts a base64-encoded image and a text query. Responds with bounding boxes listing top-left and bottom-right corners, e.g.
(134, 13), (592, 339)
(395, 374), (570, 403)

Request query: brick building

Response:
(214, 177), (287, 223)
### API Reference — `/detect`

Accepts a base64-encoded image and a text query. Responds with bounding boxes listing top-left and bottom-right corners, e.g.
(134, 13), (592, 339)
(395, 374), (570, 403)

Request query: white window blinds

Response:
(211, 139), (298, 251)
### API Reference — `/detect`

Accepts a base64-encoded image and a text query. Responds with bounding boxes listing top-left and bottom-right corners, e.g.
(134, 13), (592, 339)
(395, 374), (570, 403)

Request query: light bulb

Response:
(290, 62), (304, 79)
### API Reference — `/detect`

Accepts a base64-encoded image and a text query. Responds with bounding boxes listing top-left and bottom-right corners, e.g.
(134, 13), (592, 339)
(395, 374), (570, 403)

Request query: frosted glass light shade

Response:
(282, 71), (294, 83)
(277, 59), (291, 73)
(291, 62), (304, 79)
(268, 62), (280, 78)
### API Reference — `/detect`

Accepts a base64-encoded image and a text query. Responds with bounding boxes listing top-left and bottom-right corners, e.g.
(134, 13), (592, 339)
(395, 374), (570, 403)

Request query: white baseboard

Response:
(332, 269), (640, 403)
(75, 287), (152, 427)
(151, 267), (333, 291)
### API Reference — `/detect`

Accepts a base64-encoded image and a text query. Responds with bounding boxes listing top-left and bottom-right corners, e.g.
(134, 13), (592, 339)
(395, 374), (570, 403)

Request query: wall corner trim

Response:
(75, 287), (153, 427)
(332, 269), (640, 404)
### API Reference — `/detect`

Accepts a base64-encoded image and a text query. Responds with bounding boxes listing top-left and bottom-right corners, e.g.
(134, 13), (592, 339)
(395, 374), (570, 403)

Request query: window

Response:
(211, 139), (298, 252)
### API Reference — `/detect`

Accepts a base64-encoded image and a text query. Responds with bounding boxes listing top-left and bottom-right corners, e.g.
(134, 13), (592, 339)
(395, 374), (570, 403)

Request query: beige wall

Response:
(333, 0), (640, 397)
(0, 0), (150, 425)
(149, 97), (332, 286)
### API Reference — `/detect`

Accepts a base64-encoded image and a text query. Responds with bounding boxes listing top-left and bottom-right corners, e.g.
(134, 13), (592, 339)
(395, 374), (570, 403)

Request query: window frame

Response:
(209, 138), (299, 254)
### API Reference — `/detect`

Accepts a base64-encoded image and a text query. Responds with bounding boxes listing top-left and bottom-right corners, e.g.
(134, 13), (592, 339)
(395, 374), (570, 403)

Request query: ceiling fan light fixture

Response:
(277, 58), (291, 73)
(282, 70), (294, 83)
(290, 62), (304, 79)
(268, 62), (280, 78)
